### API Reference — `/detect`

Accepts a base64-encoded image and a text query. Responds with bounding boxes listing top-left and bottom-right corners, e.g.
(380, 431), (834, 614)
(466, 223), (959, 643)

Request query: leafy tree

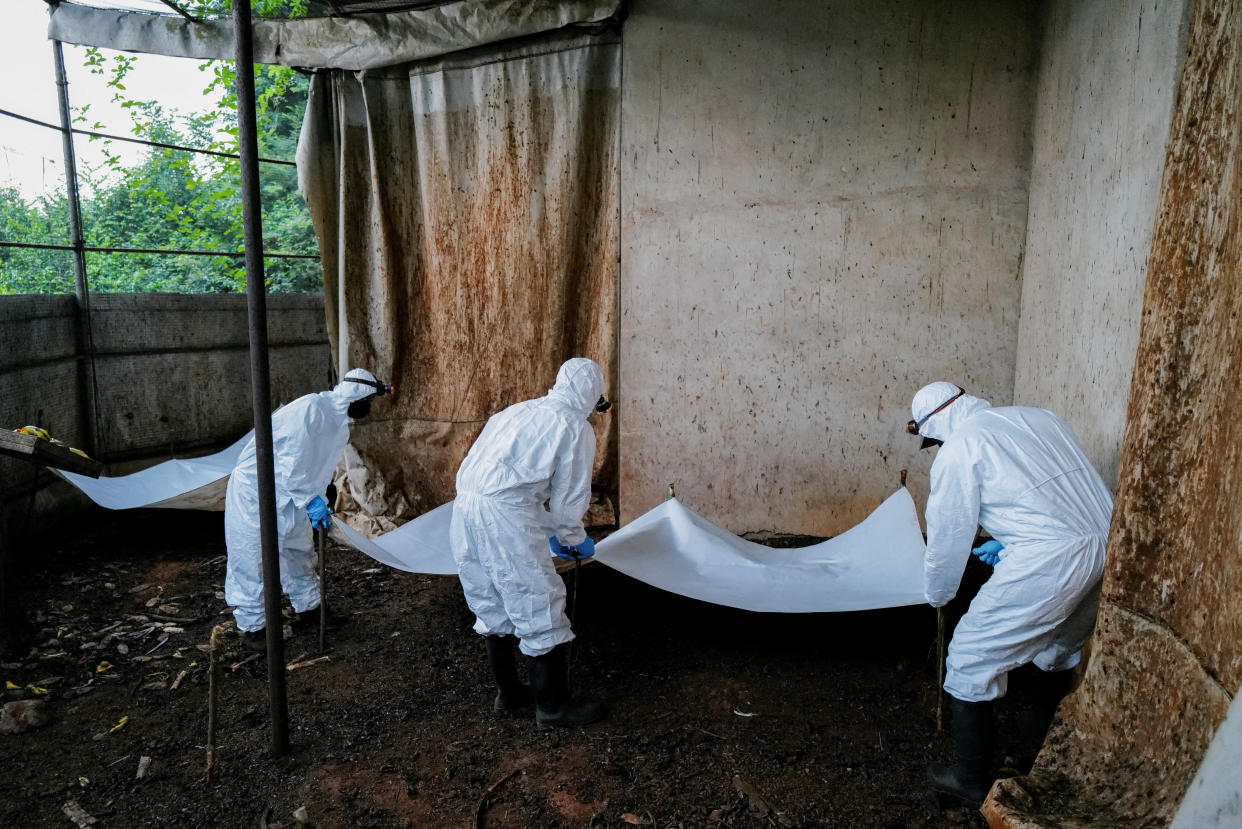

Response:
(0, 0), (321, 295)
(0, 187), (74, 295)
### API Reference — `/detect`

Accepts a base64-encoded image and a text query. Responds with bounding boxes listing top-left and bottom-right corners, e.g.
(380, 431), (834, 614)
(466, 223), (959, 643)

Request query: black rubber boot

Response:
(527, 644), (604, 728)
(241, 628), (267, 653)
(484, 635), (533, 715)
(295, 604), (349, 631)
(929, 697), (995, 804)
(1029, 668), (1073, 742)
(1035, 669), (1073, 727)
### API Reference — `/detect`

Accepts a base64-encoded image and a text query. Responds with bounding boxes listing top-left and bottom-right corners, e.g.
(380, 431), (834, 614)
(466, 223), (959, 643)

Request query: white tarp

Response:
(57, 434), (250, 511)
(594, 490), (926, 612)
(46, 0), (622, 70)
(55, 446), (927, 611)
(330, 500), (458, 576)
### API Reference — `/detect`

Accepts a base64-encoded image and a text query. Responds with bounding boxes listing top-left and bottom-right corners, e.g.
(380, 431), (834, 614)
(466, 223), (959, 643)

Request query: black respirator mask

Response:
(906, 386), (962, 450)
(345, 376), (394, 420)
(594, 395), (612, 414)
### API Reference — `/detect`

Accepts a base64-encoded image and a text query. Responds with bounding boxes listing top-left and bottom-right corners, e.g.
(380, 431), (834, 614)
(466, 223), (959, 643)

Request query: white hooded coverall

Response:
(224, 369), (378, 632)
(451, 358), (604, 657)
(914, 382), (1114, 702)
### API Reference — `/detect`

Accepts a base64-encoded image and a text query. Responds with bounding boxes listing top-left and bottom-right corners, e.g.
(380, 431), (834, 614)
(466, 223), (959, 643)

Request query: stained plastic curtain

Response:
(296, 29), (621, 533)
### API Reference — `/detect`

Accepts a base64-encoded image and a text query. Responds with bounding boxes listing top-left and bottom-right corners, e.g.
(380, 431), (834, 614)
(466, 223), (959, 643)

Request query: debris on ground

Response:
(61, 799), (97, 827)
(0, 699), (50, 734)
(0, 509), (1044, 827)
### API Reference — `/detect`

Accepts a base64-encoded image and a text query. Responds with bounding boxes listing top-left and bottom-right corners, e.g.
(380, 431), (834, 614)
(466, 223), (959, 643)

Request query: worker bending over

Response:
(224, 368), (391, 652)
(908, 381), (1113, 803)
(451, 357), (609, 727)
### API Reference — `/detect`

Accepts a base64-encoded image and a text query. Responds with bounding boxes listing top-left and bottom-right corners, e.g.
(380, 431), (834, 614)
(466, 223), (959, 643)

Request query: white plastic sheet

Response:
(57, 434), (250, 511)
(53, 446), (927, 612)
(594, 490), (927, 612)
(330, 491), (926, 612)
(330, 501), (458, 576)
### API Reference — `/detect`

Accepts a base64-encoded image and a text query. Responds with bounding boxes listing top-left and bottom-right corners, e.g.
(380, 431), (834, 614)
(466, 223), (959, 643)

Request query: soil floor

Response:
(1, 508), (1052, 828)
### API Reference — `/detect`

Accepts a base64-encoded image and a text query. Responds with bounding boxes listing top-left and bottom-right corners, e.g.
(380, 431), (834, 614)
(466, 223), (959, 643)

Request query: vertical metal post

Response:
(52, 40), (97, 459)
(233, 0), (289, 757)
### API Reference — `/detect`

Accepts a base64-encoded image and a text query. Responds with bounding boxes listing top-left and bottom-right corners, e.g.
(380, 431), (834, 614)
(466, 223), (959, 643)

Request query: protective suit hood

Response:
(329, 368), (381, 414)
(911, 381), (991, 443)
(546, 358), (605, 416)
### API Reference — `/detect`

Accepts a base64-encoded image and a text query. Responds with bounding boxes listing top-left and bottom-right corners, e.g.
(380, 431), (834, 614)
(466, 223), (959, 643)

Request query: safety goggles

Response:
(346, 377), (394, 397)
(594, 395), (612, 413)
(906, 386), (964, 436)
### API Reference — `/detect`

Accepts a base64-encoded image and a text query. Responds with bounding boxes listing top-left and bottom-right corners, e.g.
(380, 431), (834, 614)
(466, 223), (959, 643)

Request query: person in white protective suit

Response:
(907, 381), (1113, 804)
(224, 368), (392, 652)
(451, 357), (610, 727)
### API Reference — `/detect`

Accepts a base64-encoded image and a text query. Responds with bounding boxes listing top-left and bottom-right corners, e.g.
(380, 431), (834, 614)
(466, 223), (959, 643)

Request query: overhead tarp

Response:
(53, 443), (927, 611)
(46, 0), (622, 70)
(297, 29), (620, 529)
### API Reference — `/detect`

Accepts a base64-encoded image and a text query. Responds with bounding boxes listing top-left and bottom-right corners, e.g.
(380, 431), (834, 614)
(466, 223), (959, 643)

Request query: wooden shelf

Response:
(0, 430), (104, 478)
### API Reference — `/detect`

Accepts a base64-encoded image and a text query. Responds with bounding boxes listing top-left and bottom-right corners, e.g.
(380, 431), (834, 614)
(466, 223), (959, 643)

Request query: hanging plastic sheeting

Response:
(56, 433), (250, 511)
(297, 29), (620, 529)
(46, 0), (623, 71)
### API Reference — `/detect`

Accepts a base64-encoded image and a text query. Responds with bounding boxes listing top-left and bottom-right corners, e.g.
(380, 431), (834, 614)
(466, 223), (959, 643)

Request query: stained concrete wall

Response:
(0, 293), (331, 509)
(986, 1), (1242, 824)
(620, 0), (1040, 534)
(1013, 0), (1193, 489)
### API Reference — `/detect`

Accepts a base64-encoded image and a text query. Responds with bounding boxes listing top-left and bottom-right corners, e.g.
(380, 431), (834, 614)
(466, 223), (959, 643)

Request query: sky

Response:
(1, 0), (219, 202)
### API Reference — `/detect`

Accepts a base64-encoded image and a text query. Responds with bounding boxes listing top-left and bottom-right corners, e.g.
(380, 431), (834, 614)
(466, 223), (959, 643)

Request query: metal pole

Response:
(52, 40), (97, 459)
(233, 0), (289, 757)
(936, 607), (946, 732)
(318, 528), (326, 653)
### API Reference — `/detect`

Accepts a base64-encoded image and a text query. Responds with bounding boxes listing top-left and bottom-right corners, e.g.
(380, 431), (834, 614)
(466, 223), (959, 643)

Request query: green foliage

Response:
(2, 27), (321, 295)
(0, 187), (75, 295)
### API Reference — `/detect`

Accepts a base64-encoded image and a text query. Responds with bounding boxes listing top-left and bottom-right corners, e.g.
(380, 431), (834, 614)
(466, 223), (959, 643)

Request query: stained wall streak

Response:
(986, 0), (1242, 824)
(1013, 0), (1193, 488)
(620, 0), (1040, 534)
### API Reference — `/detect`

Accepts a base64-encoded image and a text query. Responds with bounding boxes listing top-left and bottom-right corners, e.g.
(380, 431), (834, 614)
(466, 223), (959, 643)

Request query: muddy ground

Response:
(1, 508), (1050, 828)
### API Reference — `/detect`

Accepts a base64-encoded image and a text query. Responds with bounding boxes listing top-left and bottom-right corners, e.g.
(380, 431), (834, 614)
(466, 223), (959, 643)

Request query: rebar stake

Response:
(207, 624), (222, 782)
(318, 527), (327, 654)
(936, 607), (946, 732)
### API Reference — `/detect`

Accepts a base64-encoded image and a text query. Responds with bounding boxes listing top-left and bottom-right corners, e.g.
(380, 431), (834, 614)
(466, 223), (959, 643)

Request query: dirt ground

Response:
(1, 508), (1051, 828)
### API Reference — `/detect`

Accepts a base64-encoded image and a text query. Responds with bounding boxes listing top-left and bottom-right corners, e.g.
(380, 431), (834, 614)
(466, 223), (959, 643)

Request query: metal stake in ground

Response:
(936, 607), (946, 732)
(567, 553), (582, 679)
(207, 624), (222, 782)
(318, 526), (327, 653)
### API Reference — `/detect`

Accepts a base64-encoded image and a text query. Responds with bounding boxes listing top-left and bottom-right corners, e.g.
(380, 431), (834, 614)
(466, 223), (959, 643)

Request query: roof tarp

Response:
(46, 0), (622, 69)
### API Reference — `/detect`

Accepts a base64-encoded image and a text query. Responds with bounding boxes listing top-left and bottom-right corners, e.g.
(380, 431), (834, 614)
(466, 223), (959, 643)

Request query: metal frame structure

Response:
(0, 7), (300, 756)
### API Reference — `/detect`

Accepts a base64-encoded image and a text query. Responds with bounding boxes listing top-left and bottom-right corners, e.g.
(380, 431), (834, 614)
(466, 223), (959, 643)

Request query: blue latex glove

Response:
(972, 539), (1003, 566)
(549, 535), (596, 560)
(307, 495), (333, 530)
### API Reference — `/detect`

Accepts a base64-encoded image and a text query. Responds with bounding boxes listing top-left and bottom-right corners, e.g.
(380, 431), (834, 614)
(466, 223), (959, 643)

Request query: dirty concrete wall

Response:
(0, 293), (331, 510)
(1013, 0), (1193, 489)
(985, 0), (1242, 825)
(619, 0), (1040, 534)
